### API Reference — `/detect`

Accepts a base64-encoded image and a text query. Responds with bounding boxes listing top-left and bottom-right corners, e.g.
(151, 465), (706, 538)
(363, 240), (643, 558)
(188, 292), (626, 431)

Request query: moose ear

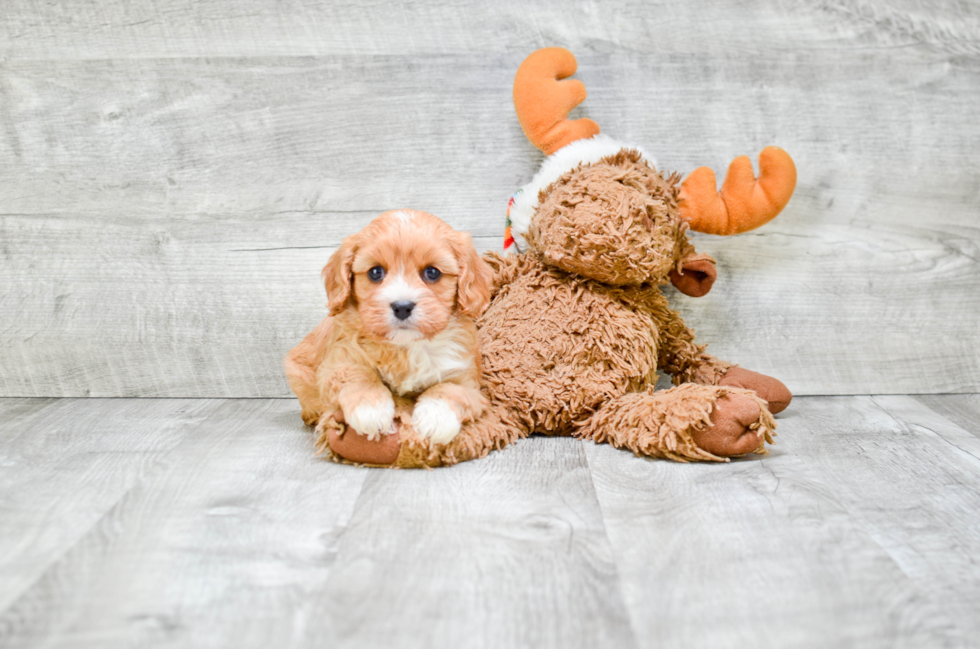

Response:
(669, 254), (717, 297)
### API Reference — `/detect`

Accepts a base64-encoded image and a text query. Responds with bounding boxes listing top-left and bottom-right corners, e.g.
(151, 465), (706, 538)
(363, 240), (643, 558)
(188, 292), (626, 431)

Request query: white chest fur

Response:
(378, 329), (473, 395)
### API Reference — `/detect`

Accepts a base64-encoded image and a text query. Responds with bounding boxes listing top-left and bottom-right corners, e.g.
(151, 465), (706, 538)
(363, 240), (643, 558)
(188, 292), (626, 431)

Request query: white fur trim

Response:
(412, 398), (461, 445)
(347, 398), (396, 440)
(508, 134), (656, 252)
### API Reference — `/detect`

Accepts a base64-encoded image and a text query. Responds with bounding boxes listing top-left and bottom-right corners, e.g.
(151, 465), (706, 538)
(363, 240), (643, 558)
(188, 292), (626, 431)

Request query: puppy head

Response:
(322, 210), (492, 343)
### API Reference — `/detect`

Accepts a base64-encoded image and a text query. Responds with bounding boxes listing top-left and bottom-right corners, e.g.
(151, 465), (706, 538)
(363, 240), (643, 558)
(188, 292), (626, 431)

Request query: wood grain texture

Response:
(0, 398), (369, 648)
(915, 394), (980, 438)
(4, 395), (980, 647)
(587, 395), (980, 648)
(0, 398), (633, 649)
(1, 0), (977, 59)
(0, 398), (223, 611)
(306, 437), (636, 649)
(1, 1), (979, 397)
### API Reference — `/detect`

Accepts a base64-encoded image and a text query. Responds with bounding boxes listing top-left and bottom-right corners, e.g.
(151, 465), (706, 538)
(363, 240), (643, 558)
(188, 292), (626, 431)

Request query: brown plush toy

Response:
(317, 47), (797, 467)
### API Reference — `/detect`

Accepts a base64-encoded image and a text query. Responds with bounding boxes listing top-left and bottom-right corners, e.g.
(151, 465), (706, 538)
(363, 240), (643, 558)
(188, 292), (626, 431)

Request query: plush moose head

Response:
(505, 48), (797, 297)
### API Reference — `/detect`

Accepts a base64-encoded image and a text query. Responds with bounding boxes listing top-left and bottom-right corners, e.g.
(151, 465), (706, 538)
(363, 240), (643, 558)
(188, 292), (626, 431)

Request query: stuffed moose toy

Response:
(307, 47), (797, 467)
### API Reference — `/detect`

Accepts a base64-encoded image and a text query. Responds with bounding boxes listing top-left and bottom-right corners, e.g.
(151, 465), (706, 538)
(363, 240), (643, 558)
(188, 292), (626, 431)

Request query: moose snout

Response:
(391, 301), (416, 321)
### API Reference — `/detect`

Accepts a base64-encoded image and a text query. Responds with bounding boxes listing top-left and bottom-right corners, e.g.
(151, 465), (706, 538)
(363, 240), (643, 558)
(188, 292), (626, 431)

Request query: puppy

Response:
(284, 210), (493, 446)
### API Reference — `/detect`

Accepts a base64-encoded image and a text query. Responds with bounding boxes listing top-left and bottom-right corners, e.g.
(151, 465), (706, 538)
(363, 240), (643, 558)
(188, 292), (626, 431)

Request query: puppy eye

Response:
(422, 266), (442, 283)
(367, 266), (386, 282)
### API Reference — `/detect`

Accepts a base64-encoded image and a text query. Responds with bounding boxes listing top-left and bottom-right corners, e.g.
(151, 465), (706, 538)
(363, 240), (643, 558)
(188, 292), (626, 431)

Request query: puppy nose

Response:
(391, 301), (415, 321)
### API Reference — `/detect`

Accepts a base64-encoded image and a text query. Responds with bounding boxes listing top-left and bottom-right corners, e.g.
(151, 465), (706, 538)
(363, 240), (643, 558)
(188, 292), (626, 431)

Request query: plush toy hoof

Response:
(718, 367), (792, 414)
(325, 424), (401, 466)
(693, 393), (767, 457)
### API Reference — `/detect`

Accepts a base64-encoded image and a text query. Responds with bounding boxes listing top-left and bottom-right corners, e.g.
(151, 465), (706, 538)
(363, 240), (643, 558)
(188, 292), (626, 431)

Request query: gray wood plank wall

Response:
(1, 0), (978, 397)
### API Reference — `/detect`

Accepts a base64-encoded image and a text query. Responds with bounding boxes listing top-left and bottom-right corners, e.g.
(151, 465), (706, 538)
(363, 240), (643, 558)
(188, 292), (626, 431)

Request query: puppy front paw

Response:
(411, 399), (461, 445)
(345, 398), (396, 441)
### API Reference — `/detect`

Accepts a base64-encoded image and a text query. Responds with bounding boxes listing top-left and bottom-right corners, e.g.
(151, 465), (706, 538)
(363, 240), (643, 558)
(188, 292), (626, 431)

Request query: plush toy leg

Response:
(314, 402), (405, 467)
(718, 367), (793, 414)
(409, 405), (528, 468)
(576, 383), (776, 462)
(317, 397), (528, 468)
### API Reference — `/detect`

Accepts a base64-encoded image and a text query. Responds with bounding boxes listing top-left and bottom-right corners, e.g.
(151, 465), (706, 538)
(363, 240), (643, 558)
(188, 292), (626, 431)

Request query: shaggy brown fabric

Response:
(474, 251), (744, 434)
(578, 384), (775, 462)
(527, 150), (694, 286)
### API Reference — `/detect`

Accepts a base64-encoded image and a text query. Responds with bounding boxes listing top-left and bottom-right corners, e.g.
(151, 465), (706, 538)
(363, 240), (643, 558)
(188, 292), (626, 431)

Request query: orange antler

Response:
(513, 47), (600, 156)
(680, 147), (797, 235)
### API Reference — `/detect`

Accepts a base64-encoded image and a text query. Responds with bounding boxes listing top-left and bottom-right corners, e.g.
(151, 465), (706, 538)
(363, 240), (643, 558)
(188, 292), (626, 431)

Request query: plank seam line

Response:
(0, 401), (222, 616)
(580, 442), (643, 649)
(869, 396), (980, 467)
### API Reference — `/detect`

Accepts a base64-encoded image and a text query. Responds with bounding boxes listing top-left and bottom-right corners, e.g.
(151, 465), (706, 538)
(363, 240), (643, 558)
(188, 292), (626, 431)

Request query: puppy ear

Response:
(452, 232), (493, 317)
(322, 235), (358, 316)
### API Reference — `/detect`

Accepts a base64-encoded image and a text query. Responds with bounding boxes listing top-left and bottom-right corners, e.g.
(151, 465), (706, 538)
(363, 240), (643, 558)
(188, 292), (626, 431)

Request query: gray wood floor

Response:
(2, 395), (979, 648)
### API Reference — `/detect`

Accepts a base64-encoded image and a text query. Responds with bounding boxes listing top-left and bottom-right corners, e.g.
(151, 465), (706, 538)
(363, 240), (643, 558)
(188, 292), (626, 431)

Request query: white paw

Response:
(411, 399), (461, 445)
(346, 398), (396, 441)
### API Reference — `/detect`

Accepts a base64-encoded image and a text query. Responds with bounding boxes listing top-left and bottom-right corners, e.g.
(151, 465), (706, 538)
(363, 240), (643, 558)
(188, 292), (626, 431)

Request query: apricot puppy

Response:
(284, 210), (493, 448)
